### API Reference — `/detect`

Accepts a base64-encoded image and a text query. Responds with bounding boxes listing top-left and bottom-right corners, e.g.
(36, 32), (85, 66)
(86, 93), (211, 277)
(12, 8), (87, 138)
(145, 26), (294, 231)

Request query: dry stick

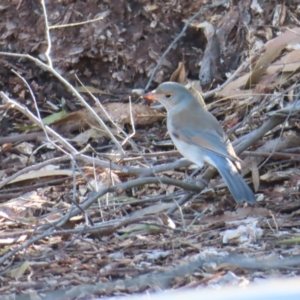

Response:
(243, 150), (300, 160)
(0, 146), (189, 190)
(74, 75), (153, 167)
(0, 132), (46, 145)
(39, 176), (203, 230)
(1, 80), (160, 187)
(144, 0), (227, 91)
(236, 115), (298, 155)
(0, 156), (70, 190)
(0, 220), (179, 251)
(2, 74), (83, 216)
(257, 95), (300, 169)
(78, 153), (191, 177)
(0, 214), (174, 267)
(229, 83), (300, 145)
(120, 150), (181, 161)
(0, 194), (184, 240)
(121, 96), (136, 147)
(49, 11), (110, 29)
(0, 227), (55, 266)
(0, 139), (189, 186)
(40, 0), (52, 68)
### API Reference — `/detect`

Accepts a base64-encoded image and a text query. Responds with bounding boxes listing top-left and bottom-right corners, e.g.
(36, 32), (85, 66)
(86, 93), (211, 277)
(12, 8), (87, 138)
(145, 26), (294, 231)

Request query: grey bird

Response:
(143, 82), (256, 204)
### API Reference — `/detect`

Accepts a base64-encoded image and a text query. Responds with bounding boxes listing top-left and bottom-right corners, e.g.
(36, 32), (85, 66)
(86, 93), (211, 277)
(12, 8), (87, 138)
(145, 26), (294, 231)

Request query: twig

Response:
(78, 154), (191, 177)
(1, 93), (77, 154)
(0, 214), (176, 267)
(49, 11), (110, 29)
(74, 75), (125, 154)
(257, 95), (300, 169)
(121, 96), (136, 147)
(39, 176), (204, 230)
(243, 150), (300, 160)
(40, 0), (52, 68)
(0, 155), (70, 190)
(119, 150), (180, 162)
(0, 132), (45, 144)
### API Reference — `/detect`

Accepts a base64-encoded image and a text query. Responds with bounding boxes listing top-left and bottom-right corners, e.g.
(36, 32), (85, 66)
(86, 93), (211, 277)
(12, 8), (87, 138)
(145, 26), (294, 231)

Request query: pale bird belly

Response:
(170, 133), (205, 168)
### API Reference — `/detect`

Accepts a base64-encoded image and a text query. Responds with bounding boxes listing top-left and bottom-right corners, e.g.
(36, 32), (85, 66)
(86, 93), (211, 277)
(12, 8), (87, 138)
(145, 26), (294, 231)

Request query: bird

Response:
(143, 82), (256, 204)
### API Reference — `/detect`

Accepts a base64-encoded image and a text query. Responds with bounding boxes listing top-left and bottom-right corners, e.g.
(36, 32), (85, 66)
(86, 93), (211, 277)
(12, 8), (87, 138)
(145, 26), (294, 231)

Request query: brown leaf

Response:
(245, 27), (300, 88)
(10, 261), (30, 279)
(250, 158), (260, 192)
(159, 213), (176, 229)
(218, 28), (300, 97)
(53, 104), (165, 135)
(266, 49), (300, 74)
(170, 62), (187, 84)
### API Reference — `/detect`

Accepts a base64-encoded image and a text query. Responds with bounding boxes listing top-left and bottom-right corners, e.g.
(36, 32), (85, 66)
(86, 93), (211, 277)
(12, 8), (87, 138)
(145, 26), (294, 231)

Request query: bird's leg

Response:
(195, 177), (209, 187)
(186, 166), (209, 186)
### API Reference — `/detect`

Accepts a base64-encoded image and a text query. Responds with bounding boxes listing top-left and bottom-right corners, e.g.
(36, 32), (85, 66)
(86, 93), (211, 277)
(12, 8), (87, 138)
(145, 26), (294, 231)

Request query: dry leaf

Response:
(250, 158), (260, 192)
(245, 27), (300, 88)
(218, 27), (300, 97)
(242, 135), (300, 176)
(266, 49), (300, 74)
(130, 203), (173, 217)
(159, 213), (176, 229)
(170, 62), (187, 84)
(56, 104), (164, 128)
(10, 261), (30, 279)
(71, 128), (109, 145)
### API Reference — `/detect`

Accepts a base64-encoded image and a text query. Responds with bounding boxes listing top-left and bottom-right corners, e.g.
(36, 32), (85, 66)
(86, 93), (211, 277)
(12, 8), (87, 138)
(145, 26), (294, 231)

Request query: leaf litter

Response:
(0, 0), (300, 298)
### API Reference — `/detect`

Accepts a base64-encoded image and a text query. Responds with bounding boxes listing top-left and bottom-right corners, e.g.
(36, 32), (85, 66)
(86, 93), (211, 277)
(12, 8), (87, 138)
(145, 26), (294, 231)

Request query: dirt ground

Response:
(1, 0), (300, 299)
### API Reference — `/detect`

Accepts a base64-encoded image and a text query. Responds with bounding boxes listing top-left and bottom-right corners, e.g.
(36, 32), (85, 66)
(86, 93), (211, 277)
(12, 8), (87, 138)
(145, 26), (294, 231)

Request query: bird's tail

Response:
(206, 153), (256, 204)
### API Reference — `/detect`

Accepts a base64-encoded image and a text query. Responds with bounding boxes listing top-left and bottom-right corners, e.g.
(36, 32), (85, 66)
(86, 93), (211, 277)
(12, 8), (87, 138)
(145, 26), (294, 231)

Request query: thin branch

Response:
(74, 75), (125, 154)
(40, 0), (52, 68)
(0, 155), (70, 190)
(39, 176), (204, 230)
(49, 11), (110, 29)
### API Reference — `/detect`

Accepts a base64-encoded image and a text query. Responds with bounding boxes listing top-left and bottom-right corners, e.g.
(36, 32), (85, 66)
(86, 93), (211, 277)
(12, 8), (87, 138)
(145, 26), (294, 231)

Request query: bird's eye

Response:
(165, 94), (172, 99)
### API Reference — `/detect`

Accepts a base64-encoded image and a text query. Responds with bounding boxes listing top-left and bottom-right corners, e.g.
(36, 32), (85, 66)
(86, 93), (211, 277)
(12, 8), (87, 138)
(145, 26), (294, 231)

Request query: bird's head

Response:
(143, 82), (195, 111)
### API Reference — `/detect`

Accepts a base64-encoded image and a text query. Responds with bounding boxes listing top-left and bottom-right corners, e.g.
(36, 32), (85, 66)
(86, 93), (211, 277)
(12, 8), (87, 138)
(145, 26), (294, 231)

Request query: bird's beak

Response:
(142, 90), (159, 101)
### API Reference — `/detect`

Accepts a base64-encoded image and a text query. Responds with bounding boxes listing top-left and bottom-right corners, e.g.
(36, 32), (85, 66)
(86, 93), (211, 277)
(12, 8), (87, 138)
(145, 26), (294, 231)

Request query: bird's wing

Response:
(171, 121), (241, 165)
(168, 101), (241, 165)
